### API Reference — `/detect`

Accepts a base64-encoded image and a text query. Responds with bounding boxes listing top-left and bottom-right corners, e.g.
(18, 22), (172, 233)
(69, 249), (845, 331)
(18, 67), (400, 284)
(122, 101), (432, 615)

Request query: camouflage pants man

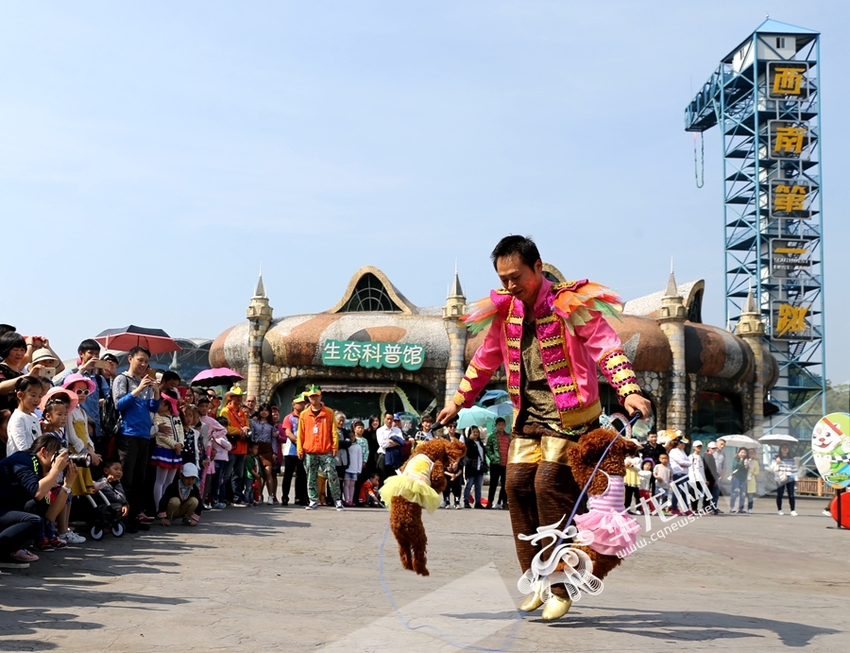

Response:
(305, 453), (341, 506)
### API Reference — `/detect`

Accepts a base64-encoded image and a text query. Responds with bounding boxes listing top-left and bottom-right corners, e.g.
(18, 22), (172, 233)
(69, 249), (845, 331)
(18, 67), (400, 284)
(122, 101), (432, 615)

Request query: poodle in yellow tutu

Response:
(382, 438), (466, 576)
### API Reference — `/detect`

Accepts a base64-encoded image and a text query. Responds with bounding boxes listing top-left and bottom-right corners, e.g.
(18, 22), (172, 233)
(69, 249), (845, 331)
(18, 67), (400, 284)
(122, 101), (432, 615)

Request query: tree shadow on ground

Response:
(0, 507), (310, 645)
(0, 583), (190, 647)
(543, 606), (837, 647)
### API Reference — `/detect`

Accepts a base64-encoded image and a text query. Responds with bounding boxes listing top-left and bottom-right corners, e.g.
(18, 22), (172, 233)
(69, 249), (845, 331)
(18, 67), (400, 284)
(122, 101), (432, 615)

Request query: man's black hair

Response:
(161, 370), (181, 384)
(77, 339), (101, 354)
(128, 346), (151, 358)
(0, 324), (16, 337)
(490, 235), (541, 270)
(494, 417), (506, 424)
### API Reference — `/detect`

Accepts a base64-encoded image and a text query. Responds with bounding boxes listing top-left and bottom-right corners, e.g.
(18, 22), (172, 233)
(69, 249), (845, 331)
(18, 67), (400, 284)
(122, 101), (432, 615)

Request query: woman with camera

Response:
(0, 435), (79, 569)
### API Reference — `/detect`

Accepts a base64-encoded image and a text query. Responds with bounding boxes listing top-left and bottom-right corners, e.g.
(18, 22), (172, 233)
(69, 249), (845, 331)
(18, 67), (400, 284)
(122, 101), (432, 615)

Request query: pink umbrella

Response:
(190, 367), (244, 387)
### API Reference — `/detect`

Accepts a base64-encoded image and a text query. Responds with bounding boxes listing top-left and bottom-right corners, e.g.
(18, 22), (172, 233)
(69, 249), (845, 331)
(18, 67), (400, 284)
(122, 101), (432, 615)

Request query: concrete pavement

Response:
(0, 496), (846, 652)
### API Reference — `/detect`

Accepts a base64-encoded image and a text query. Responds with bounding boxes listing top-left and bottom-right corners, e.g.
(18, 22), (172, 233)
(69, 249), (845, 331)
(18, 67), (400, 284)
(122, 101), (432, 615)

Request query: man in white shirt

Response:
(667, 436), (692, 514)
(376, 412), (402, 482)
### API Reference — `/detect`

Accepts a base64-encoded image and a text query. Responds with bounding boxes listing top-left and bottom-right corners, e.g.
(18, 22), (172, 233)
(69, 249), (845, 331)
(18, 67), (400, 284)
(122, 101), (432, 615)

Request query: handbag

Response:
(773, 460), (788, 485)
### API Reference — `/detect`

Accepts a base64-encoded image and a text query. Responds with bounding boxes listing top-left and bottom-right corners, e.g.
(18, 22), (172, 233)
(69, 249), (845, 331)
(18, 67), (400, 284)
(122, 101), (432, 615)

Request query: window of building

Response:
(692, 391), (743, 436)
(340, 273), (402, 312)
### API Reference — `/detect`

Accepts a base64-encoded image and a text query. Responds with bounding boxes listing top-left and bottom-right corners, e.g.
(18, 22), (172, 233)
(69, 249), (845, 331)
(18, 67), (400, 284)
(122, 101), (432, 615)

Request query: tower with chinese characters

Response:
(684, 19), (825, 438)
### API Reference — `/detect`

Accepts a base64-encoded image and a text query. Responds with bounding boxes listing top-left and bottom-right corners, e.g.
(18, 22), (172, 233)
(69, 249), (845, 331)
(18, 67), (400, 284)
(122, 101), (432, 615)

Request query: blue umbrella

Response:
(479, 389), (509, 405)
(457, 406), (496, 430)
(487, 403), (514, 419)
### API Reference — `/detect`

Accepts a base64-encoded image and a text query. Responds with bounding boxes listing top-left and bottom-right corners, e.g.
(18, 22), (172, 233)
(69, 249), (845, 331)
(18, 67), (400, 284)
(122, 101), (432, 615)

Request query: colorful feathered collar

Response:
(461, 278), (623, 335)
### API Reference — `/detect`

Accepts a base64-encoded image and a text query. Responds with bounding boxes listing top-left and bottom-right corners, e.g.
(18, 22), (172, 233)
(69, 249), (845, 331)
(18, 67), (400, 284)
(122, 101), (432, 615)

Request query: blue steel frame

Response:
(685, 20), (826, 438)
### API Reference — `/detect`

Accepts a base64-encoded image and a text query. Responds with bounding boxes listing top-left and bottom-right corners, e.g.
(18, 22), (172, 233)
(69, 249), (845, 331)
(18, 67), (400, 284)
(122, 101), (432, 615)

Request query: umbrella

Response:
(487, 403), (515, 419)
(479, 389), (509, 406)
(759, 433), (799, 446)
(457, 406), (497, 430)
(191, 367), (245, 387)
(718, 434), (761, 449)
(95, 325), (181, 355)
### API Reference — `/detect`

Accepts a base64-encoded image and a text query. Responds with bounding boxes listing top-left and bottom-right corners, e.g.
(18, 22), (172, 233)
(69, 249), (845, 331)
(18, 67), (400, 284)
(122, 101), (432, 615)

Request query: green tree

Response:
(826, 381), (850, 414)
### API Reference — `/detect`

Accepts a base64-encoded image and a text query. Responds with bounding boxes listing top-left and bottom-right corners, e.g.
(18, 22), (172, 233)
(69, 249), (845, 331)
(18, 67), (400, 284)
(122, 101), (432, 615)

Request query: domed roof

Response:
(266, 313), (450, 369)
(684, 322), (754, 382)
(211, 313), (451, 371)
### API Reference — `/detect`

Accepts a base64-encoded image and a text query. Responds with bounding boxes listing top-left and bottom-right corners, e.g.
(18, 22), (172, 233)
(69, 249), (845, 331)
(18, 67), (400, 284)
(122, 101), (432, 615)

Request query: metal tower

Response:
(684, 19), (826, 438)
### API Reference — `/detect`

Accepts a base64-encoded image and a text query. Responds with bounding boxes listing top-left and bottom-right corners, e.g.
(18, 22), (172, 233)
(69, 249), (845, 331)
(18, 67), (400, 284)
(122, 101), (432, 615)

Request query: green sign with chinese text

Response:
(321, 340), (425, 371)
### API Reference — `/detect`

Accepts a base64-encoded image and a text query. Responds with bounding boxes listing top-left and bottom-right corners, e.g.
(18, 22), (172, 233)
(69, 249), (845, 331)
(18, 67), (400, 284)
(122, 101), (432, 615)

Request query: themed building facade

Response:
(209, 266), (778, 439)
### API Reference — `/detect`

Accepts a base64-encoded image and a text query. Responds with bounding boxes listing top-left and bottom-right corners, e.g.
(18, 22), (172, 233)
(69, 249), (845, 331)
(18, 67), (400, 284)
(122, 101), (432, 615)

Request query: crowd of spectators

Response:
(0, 329), (519, 570)
(628, 430), (800, 518)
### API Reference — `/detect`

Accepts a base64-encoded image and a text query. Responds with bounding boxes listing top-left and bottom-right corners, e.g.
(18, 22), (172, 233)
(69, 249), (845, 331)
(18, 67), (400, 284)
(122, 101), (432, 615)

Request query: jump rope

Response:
(377, 410), (643, 651)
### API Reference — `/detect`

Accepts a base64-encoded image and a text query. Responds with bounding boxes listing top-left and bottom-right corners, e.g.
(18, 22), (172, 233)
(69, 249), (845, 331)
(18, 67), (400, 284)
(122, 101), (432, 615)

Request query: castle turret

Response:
(443, 264), (467, 406)
(657, 263), (688, 432)
(246, 270), (273, 401)
(736, 286), (766, 438)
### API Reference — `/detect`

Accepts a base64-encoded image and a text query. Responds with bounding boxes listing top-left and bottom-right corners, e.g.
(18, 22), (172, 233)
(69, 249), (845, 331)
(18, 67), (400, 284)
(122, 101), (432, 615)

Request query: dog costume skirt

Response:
(380, 453), (442, 513)
(573, 473), (640, 556)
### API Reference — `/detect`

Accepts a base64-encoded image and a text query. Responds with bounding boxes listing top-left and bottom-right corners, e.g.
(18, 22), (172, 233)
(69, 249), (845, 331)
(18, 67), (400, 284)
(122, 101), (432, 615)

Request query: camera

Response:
(54, 448), (92, 468)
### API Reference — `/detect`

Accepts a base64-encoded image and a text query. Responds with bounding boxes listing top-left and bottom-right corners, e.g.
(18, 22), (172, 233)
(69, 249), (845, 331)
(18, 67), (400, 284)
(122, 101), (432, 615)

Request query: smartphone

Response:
(147, 369), (158, 380)
(38, 367), (56, 378)
(94, 360), (111, 370)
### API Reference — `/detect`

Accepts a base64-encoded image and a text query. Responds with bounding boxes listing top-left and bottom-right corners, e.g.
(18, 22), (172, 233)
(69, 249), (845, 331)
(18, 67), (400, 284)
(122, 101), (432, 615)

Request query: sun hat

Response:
(181, 463), (199, 478)
(161, 392), (179, 414)
(224, 386), (245, 401)
(39, 387), (79, 413)
(305, 384), (322, 396)
(31, 348), (59, 366)
(692, 441), (704, 449)
(707, 441), (717, 449)
(293, 392), (308, 404)
(62, 372), (96, 395)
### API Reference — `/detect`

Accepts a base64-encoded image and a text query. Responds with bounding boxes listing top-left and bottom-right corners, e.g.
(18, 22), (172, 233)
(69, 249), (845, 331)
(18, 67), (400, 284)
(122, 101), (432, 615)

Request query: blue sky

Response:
(2, 2), (847, 382)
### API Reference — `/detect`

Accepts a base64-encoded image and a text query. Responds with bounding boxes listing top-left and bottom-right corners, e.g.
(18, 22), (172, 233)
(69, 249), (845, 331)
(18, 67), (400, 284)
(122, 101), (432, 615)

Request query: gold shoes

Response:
(519, 589), (544, 612)
(541, 595), (572, 621)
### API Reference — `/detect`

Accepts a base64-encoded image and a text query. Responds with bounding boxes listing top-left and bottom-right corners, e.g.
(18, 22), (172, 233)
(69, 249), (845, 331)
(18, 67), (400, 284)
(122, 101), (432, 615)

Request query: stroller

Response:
(71, 484), (126, 541)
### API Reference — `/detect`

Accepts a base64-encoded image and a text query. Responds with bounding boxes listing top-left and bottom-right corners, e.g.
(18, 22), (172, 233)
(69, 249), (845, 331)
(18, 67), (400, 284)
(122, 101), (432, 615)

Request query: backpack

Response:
(100, 376), (124, 439)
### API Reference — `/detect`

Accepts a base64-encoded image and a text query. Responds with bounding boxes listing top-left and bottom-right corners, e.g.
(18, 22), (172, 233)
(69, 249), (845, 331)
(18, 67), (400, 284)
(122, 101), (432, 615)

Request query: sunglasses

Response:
(74, 389), (90, 396)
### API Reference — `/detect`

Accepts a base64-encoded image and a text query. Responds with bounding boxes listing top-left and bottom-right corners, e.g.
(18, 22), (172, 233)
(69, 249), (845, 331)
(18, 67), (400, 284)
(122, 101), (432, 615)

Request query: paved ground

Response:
(0, 495), (846, 653)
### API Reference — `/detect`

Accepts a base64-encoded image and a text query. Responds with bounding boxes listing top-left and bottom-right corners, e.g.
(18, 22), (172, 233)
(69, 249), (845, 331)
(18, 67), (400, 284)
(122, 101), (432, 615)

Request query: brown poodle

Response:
(566, 427), (640, 581)
(388, 438), (467, 577)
